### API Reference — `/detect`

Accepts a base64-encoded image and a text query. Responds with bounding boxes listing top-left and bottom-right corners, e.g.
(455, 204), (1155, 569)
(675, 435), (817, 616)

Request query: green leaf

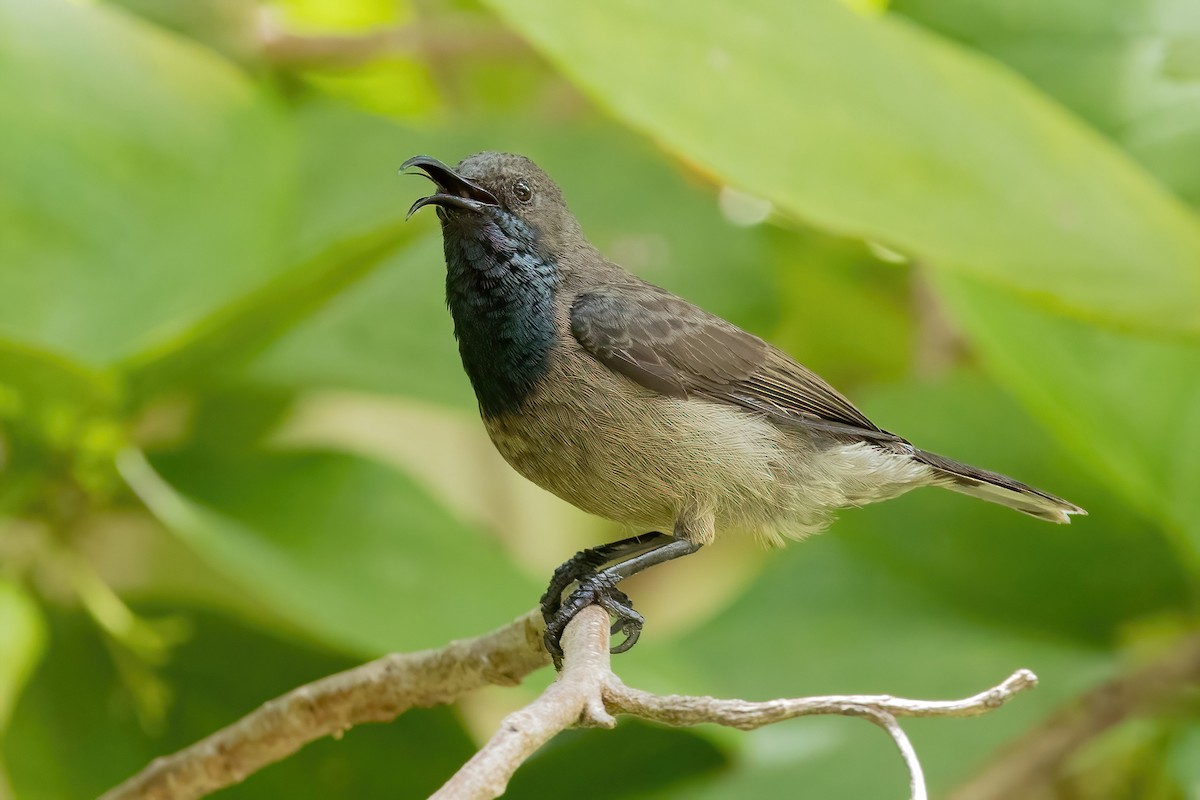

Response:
(0, 343), (114, 423)
(481, 0), (1200, 336)
(0, 342), (123, 512)
(284, 102), (424, 263)
(219, 103), (468, 406)
(932, 274), (1200, 550)
(247, 234), (475, 408)
(0, 9), (426, 402)
(0, 341), (118, 454)
(893, 0), (1200, 206)
(0, 580), (44, 732)
(105, 0), (261, 64)
(106, 101), (432, 403)
(119, 219), (418, 403)
(1170, 722), (1200, 798)
(843, 373), (1194, 644)
(0, 0), (293, 365)
(768, 230), (915, 386)
(119, 448), (540, 656)
(4, 606), (477, 799)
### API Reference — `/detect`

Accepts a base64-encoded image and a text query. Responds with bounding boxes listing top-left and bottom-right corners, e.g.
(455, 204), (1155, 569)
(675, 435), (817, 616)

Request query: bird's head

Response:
(401, 152), (575, 414)
(401, 151), (582, 257)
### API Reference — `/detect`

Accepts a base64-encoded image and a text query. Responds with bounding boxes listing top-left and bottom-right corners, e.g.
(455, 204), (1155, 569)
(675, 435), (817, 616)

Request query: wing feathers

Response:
(570, 283), (893, 440)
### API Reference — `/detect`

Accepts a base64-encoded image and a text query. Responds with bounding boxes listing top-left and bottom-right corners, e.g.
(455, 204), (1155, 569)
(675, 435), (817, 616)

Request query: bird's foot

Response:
(539, 545), (617, 623)
(544, 572), (644, 669)
(540, 533), (671, 625)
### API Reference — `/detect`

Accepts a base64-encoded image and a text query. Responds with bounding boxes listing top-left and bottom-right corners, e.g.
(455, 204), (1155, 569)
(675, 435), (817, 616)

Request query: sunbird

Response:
(403, 152), (1084, 665)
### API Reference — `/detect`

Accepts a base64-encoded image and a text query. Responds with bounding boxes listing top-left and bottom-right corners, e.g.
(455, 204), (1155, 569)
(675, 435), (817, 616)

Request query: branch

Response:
(429, 607), (620, 800)
(99, 611), (548, 800)
(102, 606), (1038, 800)
(432, 606), (1038, 800)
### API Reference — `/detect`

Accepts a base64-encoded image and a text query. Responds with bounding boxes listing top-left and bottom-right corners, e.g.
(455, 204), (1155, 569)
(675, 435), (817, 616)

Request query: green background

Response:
(2, 0), (1199, 797)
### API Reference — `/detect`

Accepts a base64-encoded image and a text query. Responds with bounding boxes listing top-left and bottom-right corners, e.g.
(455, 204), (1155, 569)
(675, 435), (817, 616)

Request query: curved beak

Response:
(400, 155), (499, 219)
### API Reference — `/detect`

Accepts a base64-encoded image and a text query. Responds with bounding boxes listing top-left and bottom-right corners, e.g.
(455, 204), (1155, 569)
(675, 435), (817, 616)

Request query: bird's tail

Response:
(913, 449), (1086, 524)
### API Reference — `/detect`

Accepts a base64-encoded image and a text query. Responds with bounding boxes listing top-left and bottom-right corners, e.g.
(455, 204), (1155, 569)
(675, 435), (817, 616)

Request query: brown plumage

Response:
(571, 282), (887, 435)
(402, 151), (1086, 661)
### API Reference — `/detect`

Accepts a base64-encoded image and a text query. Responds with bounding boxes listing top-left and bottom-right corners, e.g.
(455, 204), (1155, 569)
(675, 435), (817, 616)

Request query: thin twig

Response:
(604, 669), (1038, 728)
(867, 710), (926, 800)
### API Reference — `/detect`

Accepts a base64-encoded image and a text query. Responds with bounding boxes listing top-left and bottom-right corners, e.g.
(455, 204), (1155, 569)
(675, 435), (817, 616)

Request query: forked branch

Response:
(102, 606), (1037, 800)
(431, 606), (1036, 800)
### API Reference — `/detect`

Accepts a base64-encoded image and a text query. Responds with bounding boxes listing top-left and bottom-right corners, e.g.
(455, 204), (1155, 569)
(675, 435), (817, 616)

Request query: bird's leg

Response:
(539, 531), (672, 622)
(544, 536), (701, 667)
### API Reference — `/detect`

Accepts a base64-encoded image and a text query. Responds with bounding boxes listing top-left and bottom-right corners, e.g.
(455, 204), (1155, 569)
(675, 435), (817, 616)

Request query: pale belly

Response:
(482, 358), (811, 541)
(480, 354), (934, 545)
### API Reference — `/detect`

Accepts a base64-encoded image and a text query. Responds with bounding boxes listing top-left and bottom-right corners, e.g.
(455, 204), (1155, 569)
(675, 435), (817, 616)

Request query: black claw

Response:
(543, 572), (645, 668)
(543, 573), (613, 667)
(539, 546), (612, 624)
(608, 607), (644, 654)
(600, 588), (642, 653)
(609, 625), (642, 654)
(539, 532), (686, 668)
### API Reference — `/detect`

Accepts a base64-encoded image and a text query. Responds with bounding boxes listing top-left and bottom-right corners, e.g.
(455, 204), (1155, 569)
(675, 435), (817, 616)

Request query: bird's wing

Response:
(570, 283), (902, 442)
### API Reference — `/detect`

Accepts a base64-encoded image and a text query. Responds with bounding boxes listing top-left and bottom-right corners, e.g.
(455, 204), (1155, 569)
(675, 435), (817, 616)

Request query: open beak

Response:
(400, 155), (500, 219)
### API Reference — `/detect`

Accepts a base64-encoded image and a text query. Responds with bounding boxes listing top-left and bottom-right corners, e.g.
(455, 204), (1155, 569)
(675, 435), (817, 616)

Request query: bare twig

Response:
(869, 710), (927, 800)
(103, 605), (1038, 800)
(432, 606), (1038, 800)
(99, 611), (548, 800)
(605, 667), (1038, 727)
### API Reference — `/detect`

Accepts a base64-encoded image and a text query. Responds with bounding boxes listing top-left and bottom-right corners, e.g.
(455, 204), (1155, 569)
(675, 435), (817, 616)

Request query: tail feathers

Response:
(913, 449), (1086, 524)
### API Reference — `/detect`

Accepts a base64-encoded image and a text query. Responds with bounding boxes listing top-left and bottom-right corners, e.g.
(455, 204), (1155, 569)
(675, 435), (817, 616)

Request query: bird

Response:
(401, 151), (1085, 665)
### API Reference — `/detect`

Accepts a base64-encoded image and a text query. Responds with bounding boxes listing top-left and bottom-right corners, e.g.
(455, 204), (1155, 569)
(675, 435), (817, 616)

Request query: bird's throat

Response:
(443, 224), (559, 418)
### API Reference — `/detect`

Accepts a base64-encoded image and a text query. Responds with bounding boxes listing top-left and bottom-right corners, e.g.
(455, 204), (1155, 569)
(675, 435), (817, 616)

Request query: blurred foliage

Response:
(1, 0), (1199, 798)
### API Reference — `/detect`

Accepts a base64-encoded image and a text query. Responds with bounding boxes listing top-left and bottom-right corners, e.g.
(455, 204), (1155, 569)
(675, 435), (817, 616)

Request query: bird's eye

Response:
(512, 179), (533, 203)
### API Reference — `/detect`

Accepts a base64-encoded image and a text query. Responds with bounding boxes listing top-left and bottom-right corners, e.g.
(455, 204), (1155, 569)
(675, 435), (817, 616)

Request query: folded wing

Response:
(570, 282), (902, 443)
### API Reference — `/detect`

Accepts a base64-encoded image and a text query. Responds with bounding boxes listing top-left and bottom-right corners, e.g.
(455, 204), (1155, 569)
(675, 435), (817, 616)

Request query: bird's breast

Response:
(444, 238), (560, 418)
(481, 345), (797, 534)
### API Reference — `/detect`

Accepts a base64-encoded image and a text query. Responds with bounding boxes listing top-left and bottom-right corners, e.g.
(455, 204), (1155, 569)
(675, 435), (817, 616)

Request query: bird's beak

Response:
(400, 155), (500, 219)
